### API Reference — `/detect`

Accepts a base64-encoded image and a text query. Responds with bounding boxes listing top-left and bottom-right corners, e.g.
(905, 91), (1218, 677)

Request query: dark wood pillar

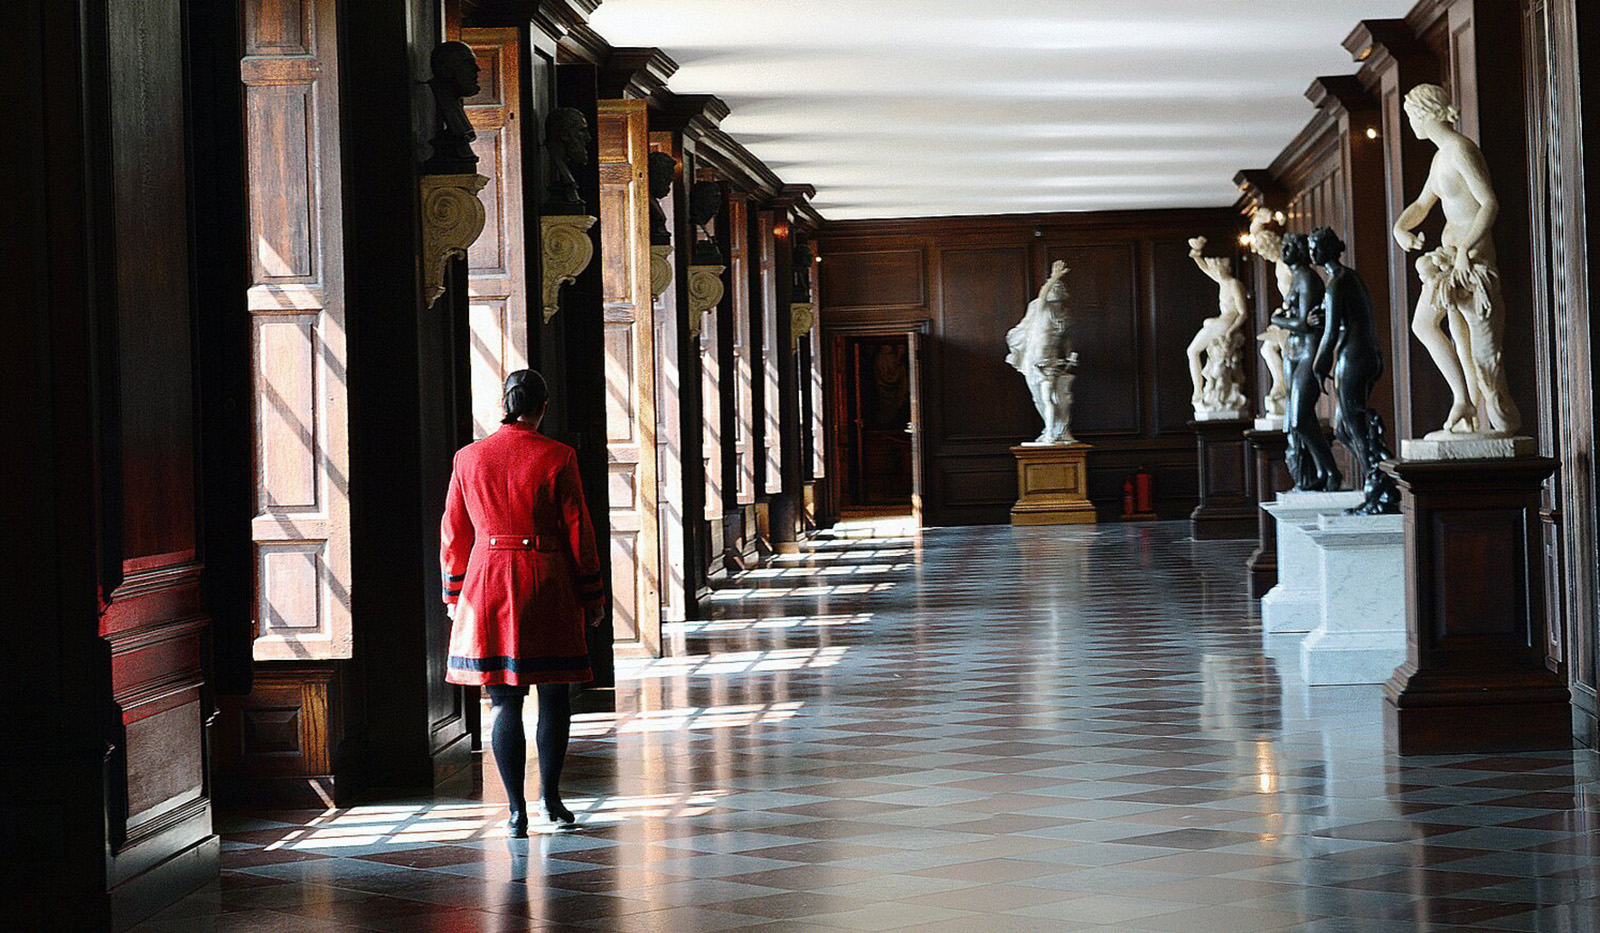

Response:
(1245, 429), (1292, 597)
(1189, 420), (1256, 540)
(1382, 458), (1570, 754)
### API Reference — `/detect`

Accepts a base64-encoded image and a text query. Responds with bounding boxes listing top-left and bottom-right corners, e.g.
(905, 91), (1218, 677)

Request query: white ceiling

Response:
(587, 0), (1414, 220)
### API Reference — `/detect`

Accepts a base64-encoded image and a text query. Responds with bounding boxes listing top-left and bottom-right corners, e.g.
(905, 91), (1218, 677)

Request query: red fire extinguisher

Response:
(1122, 467), (1157, 519)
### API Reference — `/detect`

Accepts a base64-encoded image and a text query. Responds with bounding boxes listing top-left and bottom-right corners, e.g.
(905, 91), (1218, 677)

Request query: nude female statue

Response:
(1005, 260), (1078, 444)
(1186, 236), (1249, 418)
(1310, 227), (1397, 514)
(1392, 83), (1521, 439)
(1247, 209), (1292, 421)
(1272, 233), (1341, 491)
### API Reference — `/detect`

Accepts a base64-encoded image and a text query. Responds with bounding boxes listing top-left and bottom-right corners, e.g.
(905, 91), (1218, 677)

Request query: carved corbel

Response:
(687, 265), (726, 340)
(650, 245), (674, 301)
(421, 173), (490, 308)
(540, 214), (597, 323)
(789, 302), (816, 347)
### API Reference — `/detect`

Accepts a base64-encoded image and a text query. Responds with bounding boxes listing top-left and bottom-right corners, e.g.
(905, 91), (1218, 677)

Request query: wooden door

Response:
(244, 0), (353, 663)
(597, 100), (661, 657)
(759, 211), (783, 496)
(730, 195), (757, 505)
(463, 28), (528, 439)
(907, 330), (925, 525)
(651, 134), (687, 623)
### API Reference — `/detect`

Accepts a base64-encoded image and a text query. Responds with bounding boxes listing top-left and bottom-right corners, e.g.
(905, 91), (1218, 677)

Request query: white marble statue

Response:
(1005, 260), (1079, 444)
(1247, 209), (1291, 423)
(1187, 236), (1250, 420)
(1393, 83), (1522, 442)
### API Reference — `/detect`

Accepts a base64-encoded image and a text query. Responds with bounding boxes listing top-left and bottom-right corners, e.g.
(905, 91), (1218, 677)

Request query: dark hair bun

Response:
(501, 370), (550, 424)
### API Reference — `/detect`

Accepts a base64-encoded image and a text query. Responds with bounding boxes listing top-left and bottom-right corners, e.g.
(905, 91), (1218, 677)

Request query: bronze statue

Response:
(423, 42), (481, 175)
(689, 181), (724, 264)
(544, 108), (590, 215)
(1271, 233), (1342, 491)
(647, 152), (677, 246)
(1311, 227), (1398, 515)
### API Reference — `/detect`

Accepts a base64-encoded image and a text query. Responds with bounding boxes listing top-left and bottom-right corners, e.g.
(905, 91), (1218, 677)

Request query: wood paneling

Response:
(464, 28), (529, 439)
(243, 0), (353, 661)
(819, 209), (1236, 525)
(597, 99), (662, 657)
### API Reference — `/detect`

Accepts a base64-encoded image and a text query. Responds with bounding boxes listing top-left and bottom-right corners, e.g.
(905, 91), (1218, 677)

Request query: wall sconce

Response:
(1237, 233), (1253, 248)
(1365, 126), (1380, 140)
(774, 220), (791, 239)
(1273, 211), (1286, 225)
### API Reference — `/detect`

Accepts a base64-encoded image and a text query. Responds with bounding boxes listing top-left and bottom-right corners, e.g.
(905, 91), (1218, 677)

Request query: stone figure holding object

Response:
(1185, 237), (1250, 419)
(544, 108), (590, 215)
(423, 42), (481, 175)
(1247, 209), (1292, 422)
(1310, 227), (1398, 515)
(1272, 233), (1342, 492)
(1005, 260), (1079, 445)
(1392, 83), (1521, 441)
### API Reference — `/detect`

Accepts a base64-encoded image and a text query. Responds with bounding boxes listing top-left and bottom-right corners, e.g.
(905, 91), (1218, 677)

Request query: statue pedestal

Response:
(1259, 491), (1365, 635)
(1244, 429), (1291, 597)
(1299, 513), (1406, 685)
(1010, 443), (1096, 526)
(1188, 419), (1254, 540)
(1400, 435), (1537, 461)
(1381, 458), (1570, 754)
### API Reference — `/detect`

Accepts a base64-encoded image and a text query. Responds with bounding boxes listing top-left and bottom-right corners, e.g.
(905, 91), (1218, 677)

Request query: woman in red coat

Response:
(441, 370), (605, 834)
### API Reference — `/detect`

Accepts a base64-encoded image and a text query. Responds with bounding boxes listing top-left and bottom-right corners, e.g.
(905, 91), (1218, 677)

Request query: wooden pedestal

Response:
(1381, 457), (1571, 755)
(1011, 443), (1097, 525)
(1189, 419), (1255, 540)
(1245, 429), (1291, 597)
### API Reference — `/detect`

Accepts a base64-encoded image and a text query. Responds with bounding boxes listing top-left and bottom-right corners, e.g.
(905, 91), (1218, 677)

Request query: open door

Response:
(907, 329), (925, 526)
(596, 99), (662, 658)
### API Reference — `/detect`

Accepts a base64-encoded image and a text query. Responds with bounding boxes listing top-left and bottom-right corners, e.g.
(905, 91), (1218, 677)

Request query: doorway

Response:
(832, 332), (923, 518)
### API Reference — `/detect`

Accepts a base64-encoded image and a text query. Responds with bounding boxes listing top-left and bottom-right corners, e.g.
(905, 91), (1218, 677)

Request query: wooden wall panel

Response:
(819, 209), (1237, 525)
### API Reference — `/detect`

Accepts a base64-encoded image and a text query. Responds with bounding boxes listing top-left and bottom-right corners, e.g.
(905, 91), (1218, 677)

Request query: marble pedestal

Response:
(1259, 490), (1365, 635)
(1299, 513), (1406, 685)
(1010, 443), (1096, 525)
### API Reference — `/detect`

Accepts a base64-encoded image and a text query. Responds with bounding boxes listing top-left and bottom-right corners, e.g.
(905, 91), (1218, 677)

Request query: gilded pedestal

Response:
(1010, 443), (1096, 525)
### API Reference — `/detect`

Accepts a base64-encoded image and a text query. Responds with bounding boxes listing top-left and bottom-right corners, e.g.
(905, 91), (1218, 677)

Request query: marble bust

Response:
(1005, 260), (1078, 445)
(1247, 209), (1291, 424)
(1393, 83), (1523, 446)
(1186, 236), (1250, 420)
(1311, 227), (1398, 514)
(1272, 233), (1341, 491)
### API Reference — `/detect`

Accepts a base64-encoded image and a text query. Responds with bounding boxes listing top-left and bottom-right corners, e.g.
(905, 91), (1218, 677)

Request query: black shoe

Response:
(506, 811), (529, 838)
(541, 800), (576, 827)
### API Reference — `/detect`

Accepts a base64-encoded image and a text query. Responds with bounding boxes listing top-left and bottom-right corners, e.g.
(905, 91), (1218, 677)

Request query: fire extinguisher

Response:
(1122, 475), (1137, 516)
(1134, 467), (1155, 515)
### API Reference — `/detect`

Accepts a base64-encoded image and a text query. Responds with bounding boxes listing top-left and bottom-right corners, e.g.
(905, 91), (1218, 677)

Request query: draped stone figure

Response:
(1392, 83), (1522, 442)
(1186, 237), (1250, 419)
(1247, 209), (1291, 422)
(1271, 233), (1342, 491)
(1310, 227), (1398, 515)
(1005, 260), (1079, 445)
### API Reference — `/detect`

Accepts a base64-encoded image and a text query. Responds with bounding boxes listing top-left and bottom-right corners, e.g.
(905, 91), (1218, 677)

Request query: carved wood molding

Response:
(540, 213), (597, 322)
(650, 244), (673, 301)
(421, 173), (489, 308)
(790, 301), (816, 347)
(687, 264), (726, 339)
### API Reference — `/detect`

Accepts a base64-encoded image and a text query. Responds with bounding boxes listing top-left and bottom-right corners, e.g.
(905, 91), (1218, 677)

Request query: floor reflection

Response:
(142, 522), (1600, 931)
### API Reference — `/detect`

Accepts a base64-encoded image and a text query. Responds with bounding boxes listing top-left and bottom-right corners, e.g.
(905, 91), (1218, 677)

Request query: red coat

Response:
(440, 423), (605, 686)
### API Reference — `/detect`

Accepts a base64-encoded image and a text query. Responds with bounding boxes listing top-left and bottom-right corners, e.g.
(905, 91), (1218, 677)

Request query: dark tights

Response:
(486, 684), (574, 823)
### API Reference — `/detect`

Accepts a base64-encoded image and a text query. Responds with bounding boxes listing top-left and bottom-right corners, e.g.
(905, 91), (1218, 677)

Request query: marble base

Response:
(1259, 491), (1365, 635)
(1194, 408), (1250, 422)
(1400, 434), (1536, 460)
(1299, 512), (1406, 685)
(1254, 416), (1284, 431)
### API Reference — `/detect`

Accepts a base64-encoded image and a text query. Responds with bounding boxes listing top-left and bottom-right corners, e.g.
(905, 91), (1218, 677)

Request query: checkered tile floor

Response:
(137, 522), (1600, 931)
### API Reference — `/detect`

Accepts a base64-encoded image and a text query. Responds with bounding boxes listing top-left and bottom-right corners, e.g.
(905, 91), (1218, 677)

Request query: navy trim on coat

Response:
(449, 654), (592, 673)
